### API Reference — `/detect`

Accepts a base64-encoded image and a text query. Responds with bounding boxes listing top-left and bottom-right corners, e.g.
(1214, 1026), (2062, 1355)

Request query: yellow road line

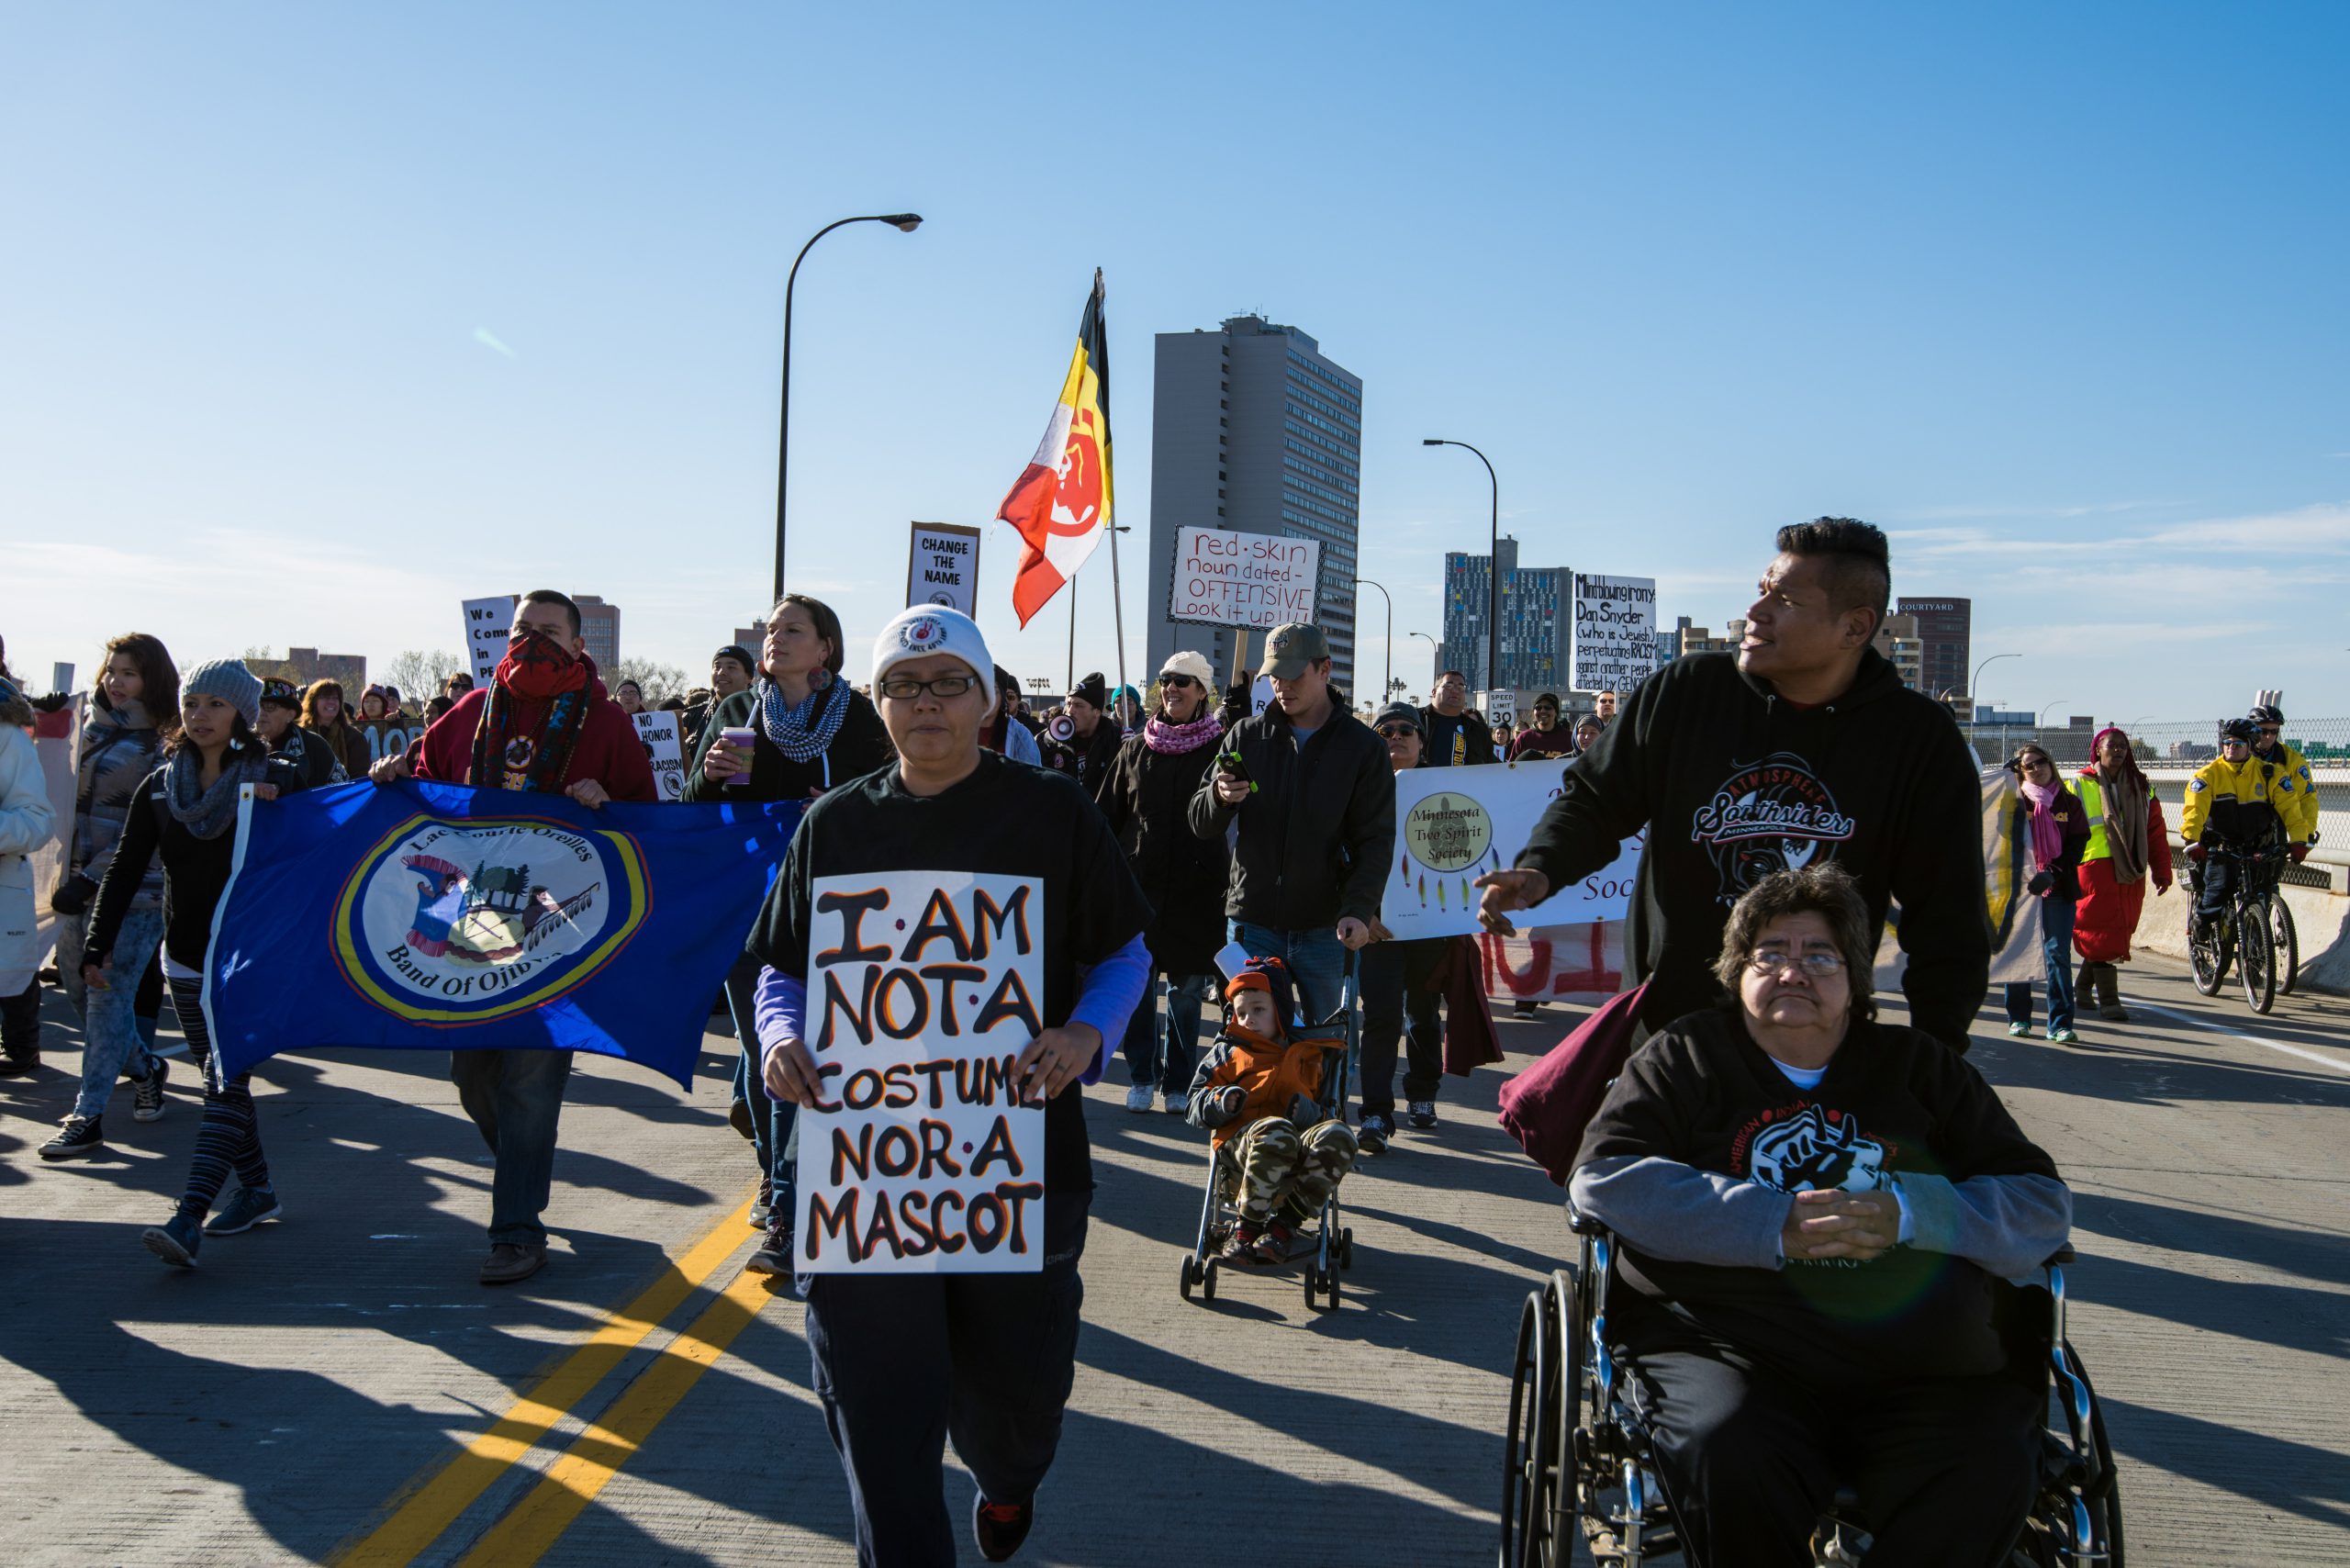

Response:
(450, 1262), (781, 1568)
(330, 1194), (756, 1568)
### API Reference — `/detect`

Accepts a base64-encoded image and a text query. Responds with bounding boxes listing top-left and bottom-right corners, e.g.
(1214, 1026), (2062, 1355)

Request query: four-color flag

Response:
(999, 270), (1113, 627)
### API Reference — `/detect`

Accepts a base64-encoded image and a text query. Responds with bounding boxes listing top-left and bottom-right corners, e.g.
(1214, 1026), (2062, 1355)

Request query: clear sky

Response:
(4, 3), (2344, 722)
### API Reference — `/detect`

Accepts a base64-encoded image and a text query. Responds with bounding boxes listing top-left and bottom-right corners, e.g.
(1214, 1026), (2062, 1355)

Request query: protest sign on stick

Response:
(796, 871), (1048, 1274)
(463, 597), (514, 686)
(906, 522), (981, 614)
(1168, 526), (1319, 629)
(631, 711), (685, 801)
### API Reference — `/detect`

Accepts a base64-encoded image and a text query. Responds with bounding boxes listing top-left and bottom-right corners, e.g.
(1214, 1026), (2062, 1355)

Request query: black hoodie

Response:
(1515, 649), (1988, 1050)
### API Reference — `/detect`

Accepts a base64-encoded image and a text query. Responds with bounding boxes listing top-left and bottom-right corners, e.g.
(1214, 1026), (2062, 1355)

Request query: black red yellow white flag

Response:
(999, 271), (1112, 626)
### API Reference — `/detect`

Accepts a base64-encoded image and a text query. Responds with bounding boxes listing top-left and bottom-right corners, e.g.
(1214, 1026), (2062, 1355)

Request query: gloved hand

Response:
(2027, 870), (2053, 898)
(1285, 1092), (1324, 1127)
(2186, 843), (2206, 864)
(2289, 843), (2311, 864)
(48, 872), (97, 916)
(31, 691), (71, 713)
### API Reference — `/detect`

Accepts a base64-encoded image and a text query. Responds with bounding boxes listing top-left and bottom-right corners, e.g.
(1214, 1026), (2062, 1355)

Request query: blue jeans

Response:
(2004, 892), (2076, 1034)
(69, 906), (165, 1119)
(724, 951), (797, 1204)
(1228, 921), (1347, 1025)
(450, 1047), (573, 1246)
(1122, 971), (1215, 1094)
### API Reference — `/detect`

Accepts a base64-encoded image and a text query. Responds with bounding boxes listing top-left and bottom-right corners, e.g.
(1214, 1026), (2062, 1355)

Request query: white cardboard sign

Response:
(1169, 526), (1319, 629)
(1380, 762), (1642, 939)
(796, 871), (1048, 1274)
(1571, 574), (1658, 694)
(463, 596), (514, 686)
(631, 711), (685, 801)
(906, 521), (980, 615)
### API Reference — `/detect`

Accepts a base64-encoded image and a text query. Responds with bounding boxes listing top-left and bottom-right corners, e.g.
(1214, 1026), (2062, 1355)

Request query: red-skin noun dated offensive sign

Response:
(795, 870), (1047, 1273)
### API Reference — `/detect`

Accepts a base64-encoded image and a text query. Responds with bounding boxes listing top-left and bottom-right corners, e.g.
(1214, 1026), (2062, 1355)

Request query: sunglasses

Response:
(1158, 673), (1199, 689)
(1377, 724), (1418, 740)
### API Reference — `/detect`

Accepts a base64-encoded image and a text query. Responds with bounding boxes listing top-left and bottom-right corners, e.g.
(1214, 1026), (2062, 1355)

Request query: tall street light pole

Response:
(1970, 652), (2020, 712)
(1353, 577), (1393, 702)
(1408, 630), (1438, 695)
(1425, 439), (1499, 698)
(773, 212), (923, 602)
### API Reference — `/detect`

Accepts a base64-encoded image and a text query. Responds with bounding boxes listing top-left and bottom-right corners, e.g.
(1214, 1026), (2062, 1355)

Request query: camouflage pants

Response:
(1218, 1117), (1359, 1226)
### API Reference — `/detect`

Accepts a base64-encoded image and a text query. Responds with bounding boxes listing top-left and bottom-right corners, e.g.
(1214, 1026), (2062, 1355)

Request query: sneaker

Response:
(750, 1174), (774, 1228)
(1123, 1082), (1155, 1113)
(1250, 1222), (1293, 1265)
(39, 1115), (104, 1160)
(972, 1494), (1034, 1562)
(132, 1058), (169, 1123)
(1220, 1223), (1266, 1265)
(1162, 1092), (1187, 1115)
(1405, 1100), (1438, 1130)
(479, 1242), (547, 1285)
(1359, 1114), (1393, 1156)
(2048, 1027), (2079, 1045)
(142, 1214), (203, 1269)
(0, 1052), (39, 1078)
(1512, 1001), (1539, 1020)
(744, 1212), (797, 1276)
(206, 1186), (284, 1236)
(2007, 1021), (2031, 1037)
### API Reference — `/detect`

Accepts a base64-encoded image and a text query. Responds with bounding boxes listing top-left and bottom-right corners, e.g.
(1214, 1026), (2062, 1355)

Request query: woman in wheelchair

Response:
(1567, 863), (2072, 1567)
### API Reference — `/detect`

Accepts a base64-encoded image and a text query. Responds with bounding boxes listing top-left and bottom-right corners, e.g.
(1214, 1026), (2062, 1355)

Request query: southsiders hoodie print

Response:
(1515, 648), (1990, 1050)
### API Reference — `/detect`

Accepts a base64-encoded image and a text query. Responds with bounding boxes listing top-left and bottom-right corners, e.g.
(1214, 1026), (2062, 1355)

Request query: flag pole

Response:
(1066, 567), (1079, 691)
(1108, 525), (1129, 705)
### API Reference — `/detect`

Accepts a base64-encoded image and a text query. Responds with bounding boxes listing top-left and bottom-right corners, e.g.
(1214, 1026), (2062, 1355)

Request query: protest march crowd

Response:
(0, 515), (2316, 1566)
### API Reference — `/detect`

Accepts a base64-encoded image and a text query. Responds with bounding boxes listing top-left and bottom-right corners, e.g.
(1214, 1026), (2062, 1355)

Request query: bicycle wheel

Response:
(2188, 909), (2229, 996)
(2237, 902), (2275, 1014)
(2270, 893), (2300, 995)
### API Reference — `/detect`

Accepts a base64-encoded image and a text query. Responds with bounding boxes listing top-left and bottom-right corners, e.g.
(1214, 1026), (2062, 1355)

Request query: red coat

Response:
(2071, 767), (2173, 964)
(414, 671), (657, 803)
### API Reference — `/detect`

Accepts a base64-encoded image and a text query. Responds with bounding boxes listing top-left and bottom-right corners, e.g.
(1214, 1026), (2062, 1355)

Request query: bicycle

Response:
(2187, 843), (2286, 1015)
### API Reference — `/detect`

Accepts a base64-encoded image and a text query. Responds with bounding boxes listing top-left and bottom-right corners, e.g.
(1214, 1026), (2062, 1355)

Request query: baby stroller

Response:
(1176, 956), (1360, 1314)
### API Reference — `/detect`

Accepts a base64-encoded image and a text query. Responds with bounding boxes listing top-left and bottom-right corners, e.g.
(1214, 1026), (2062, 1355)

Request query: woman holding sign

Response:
(749, 605), (1150, 1568)
(687, 593), (893, 1274)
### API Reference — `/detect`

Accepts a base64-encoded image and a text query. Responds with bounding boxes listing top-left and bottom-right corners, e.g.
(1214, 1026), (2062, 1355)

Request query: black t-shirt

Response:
(1577, 1006), (2060, 1384)
(745, 751), (1153, 1193)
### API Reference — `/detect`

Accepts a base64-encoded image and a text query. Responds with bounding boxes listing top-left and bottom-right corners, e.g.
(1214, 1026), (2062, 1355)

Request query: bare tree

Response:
(607, 657), (691, 703)
(385, 649), (468, 696)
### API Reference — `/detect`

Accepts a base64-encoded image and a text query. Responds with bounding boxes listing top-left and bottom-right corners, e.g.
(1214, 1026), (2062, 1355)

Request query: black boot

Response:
(2095, 962), (2129, 1022)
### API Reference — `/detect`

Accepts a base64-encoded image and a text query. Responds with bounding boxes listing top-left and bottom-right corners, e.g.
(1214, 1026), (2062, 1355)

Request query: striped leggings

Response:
(168, 978), (272, 1224)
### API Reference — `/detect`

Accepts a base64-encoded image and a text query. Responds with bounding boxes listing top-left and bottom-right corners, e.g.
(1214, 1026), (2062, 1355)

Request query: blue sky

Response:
(4, 3), (2344, 722)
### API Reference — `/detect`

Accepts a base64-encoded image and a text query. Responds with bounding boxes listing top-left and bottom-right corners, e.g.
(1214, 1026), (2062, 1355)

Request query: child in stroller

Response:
(1184, 958), (1360, 1267)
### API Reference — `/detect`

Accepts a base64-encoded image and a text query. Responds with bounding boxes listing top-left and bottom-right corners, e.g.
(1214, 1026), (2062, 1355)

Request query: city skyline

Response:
(4, 6), (2344, 723)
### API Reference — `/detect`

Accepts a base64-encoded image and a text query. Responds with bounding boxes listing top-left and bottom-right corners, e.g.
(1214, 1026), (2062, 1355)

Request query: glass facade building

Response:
(1438, 535), (1571, 694)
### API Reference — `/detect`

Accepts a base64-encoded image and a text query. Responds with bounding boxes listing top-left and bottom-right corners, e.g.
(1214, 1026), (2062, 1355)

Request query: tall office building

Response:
(1146, 316), (1363, 694)
(1897, 597), (1971, 700)
(574, 594), (621, 669)
(1437, 535), (1570, 693)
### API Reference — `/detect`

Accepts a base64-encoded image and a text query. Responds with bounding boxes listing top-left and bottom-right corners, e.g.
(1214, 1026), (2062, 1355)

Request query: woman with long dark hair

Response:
(80, 661), (310, 1264)
(685, 593), (893, 1278)
(301, 678), (369, 780)
(2071, 727), (2172, 1022)
(2005, 745), (2090, 1045)
(40, 633), (179, 1159)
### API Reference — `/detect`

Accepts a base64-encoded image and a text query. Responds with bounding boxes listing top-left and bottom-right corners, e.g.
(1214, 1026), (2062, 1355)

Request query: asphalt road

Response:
(1, 956), (2344, 1567)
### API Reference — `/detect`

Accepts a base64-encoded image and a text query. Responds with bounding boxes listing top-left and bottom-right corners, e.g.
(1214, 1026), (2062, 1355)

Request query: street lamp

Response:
(773, 212), (923, 600)
(1969, 652), (2019, 717)
(1353, 577), (1393, 708)
(1408, 630), (1438, 695)
(1425, 439), (1499, 697)
(2037, 700), (2069, 727)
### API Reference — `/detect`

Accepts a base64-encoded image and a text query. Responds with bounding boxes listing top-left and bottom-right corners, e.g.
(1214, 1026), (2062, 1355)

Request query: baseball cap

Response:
(870, 606), (996, 715)
(258, 678), (302, 710)
(1262, 623), (1329, 679)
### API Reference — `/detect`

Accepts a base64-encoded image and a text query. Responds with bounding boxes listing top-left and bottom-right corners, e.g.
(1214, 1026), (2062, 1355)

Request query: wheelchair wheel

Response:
(1537, 1270), (1581, 1567)
(1500, 1288), (1545, 1568)
(2020, 1338), (2123, 1568)
(2270, 893), (2300, 995)
(2188, 912), (2229, 996)
(2236, 902), (2275, 1014)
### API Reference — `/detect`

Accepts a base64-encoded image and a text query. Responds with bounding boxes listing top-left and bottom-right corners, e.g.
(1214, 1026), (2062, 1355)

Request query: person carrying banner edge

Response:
(370, 589), (657, 1286)
(1476, 519), (1990, 1054)
(748, 605), (1152, 1568)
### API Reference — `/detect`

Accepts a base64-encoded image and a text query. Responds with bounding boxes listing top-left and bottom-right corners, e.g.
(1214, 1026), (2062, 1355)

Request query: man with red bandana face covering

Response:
(372, 588), (656, 1284)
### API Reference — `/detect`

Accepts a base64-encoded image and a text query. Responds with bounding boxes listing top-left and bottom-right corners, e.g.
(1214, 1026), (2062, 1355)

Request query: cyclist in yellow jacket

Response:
(2182, 718), (2307, 930)
(2247, 703), (2320, 847)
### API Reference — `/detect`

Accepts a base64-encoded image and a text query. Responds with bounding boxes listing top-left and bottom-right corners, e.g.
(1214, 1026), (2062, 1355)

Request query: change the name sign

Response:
(464, 596), (514, 686)
(906, 521), (980, 615)
(632, 711), (685, 801)
(1169, 526), (1319, 629)
(796, 871), (1047, 1274)
(1571, 573), (1657, 693)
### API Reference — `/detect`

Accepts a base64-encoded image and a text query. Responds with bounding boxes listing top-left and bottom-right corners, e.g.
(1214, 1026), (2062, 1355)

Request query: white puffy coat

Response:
(0, 726), (58, 994)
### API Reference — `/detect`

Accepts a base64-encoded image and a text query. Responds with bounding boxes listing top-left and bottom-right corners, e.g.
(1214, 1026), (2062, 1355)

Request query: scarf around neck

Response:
(470, 639), (594, 792)
(755, 670), (850, 764)
(1143, 708), (1224, 755)
(2020, 777), (2065, 875)
(166, 742), (269, 841)
(2091, 768), (2151, 886)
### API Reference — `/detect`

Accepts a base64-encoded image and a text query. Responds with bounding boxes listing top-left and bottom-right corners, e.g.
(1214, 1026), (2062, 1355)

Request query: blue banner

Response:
(202, 780), (802, 1087)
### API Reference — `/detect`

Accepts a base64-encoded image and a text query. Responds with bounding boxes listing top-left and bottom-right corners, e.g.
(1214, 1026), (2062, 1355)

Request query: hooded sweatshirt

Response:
(413, 657), (658, 802)
(1515, 649), (1989, 1050)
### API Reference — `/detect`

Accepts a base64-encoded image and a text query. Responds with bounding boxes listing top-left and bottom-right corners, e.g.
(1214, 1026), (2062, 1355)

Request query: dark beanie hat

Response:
(1069, 671), (1108, 710)
(713, 644), (754, 674)
(1225, 956), (1299, 1032)
(1372, 700), (1424, 736)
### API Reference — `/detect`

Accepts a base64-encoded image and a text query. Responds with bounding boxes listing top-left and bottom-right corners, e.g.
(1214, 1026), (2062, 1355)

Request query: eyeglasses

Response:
(877, 674), (979, 701)
(2017, 756), (2051, 772)
(1158, 673), (1198, 689)
(1377, 724), (1418, 740)
(1746, 948), (1846, 977)
(2258, 725), (2281, 736)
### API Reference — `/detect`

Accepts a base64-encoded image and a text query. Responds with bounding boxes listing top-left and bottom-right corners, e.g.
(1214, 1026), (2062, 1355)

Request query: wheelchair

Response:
(1500, 1206), (2123, 1567)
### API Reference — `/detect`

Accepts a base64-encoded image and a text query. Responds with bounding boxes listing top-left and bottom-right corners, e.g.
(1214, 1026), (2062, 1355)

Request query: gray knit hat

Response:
(1371, 700), (1425, 736)
(182, 659), (263, 729)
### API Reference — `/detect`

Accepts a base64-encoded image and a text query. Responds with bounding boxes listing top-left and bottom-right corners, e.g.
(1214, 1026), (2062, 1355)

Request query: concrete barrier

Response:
(2129, 855), (2350, 994)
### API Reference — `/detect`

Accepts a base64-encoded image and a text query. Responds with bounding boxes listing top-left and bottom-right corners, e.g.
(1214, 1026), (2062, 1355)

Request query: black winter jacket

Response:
(1098, 726), (1230, 977)
(1188, 702), (1395, 931)
(681, 687), (895, 804)
(85, 750), (310, 974)
(1515, 649), (1990, 1052)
